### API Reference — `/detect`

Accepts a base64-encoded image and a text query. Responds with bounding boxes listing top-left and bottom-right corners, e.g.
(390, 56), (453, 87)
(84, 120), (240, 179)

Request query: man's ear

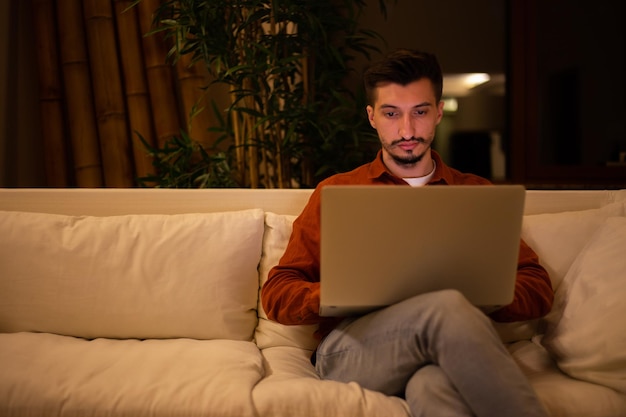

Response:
(366, 105), (376, 129)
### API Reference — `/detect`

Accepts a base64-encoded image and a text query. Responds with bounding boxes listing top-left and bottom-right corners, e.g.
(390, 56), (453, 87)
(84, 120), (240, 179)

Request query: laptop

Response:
(319, 185), (526, 317)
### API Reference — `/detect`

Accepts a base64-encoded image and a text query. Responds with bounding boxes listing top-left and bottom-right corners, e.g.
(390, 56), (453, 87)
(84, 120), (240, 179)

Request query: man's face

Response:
(366, 78), (444, 176)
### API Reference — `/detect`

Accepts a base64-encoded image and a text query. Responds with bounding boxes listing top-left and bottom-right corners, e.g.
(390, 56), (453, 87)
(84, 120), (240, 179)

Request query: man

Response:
(262, 49), (553, 417)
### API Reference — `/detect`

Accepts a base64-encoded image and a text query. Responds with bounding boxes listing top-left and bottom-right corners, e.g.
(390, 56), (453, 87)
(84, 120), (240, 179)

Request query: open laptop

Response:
(319, 185), (526, 317)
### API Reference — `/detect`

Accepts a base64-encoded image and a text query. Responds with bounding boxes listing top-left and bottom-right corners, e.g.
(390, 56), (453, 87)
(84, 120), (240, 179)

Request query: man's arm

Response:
(262, 188), (324, 325)
(489, 239), (554, 322)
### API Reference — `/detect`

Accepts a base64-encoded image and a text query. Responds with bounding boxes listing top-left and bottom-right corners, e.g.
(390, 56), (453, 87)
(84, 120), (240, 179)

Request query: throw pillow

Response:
(541, 216), (626, 394)
(521, 201), (624, 291)
(496, 202), (624, 343)
(255, 212), (319, 350)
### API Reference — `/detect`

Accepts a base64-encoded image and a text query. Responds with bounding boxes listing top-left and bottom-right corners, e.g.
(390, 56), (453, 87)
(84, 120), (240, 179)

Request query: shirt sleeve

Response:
(489, 238), (554, 322)
(261, 186), (325, 325)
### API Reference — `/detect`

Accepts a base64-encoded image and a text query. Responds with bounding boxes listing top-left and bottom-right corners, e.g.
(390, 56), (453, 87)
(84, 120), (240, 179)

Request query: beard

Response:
(385, 137), (433, 166)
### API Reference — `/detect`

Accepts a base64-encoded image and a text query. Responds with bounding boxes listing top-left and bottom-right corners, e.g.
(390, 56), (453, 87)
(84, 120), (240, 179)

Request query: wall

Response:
(358, 0), (505, 73)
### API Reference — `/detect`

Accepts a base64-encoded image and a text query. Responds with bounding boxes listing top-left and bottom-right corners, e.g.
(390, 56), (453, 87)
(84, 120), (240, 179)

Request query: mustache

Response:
(391, 137), (430, 146)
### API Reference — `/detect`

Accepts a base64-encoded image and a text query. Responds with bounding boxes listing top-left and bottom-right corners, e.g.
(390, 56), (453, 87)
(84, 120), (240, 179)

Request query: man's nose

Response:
(399, 115), (414, 140)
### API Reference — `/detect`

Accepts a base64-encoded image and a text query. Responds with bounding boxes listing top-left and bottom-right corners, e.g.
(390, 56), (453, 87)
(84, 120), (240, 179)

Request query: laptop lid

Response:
(319, 185), (526, 317)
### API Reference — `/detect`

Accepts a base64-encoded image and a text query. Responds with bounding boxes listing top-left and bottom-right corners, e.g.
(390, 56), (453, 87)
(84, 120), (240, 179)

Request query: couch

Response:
(0, 187), (625, 417)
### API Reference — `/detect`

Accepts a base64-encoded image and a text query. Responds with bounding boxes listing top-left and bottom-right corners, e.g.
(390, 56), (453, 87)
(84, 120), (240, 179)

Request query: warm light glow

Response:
(464, 73), (490, 89)
(442, 98), (458, 113)
(443, 73), (499, 98)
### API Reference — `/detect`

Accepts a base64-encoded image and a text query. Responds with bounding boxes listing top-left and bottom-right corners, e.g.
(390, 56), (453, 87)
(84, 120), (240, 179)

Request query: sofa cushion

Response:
(508, 340), (626, 416)
(253, 346), (411, 417)
(542, 216), (626, 394)
(0, 209), (264, 340)
(0, 332), (264, 417)
(255, 212), (318, 350)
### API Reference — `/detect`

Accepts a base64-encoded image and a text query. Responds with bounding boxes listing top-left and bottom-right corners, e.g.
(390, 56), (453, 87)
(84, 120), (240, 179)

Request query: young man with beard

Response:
(262, 49), (553, 417)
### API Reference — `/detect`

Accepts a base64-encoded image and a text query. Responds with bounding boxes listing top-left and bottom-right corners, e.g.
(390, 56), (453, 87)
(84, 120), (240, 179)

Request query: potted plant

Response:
(137, 0), (393, 188)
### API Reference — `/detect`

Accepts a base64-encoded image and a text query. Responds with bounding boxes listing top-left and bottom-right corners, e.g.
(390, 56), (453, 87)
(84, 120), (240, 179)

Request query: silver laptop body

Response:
(319, 185), (526, 317)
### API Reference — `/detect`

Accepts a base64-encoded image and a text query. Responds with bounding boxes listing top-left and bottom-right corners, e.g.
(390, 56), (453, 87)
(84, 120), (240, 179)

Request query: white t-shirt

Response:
(403, 161), (436, 187)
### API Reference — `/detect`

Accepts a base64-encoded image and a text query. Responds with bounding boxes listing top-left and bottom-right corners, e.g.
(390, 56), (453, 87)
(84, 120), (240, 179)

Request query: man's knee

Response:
(406, 365), (473, 417)
(407, 364), (449, 395)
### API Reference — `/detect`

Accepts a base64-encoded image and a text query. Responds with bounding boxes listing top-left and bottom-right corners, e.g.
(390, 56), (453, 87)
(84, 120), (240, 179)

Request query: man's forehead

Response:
(373, 80), (436, 101)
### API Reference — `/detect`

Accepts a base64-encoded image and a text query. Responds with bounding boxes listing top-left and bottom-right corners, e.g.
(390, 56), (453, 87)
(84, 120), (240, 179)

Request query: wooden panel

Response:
(508, 0), (626, 188)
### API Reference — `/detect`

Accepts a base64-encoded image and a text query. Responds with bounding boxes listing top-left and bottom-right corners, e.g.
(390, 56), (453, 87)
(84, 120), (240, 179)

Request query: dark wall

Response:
(358, 0), (506, 74)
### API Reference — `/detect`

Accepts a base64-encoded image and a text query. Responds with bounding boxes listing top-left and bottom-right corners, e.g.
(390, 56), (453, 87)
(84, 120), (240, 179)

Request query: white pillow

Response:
(0, 209), (264, 340)
(521, 201), (624, 291)
(255, 212), (318, 350)
(541, 217), (626, 394)
(493, 202), (624, 343)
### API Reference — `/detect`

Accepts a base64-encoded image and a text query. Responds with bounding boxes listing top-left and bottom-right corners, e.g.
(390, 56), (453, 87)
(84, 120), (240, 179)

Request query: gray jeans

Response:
(315, 289), (547, 417)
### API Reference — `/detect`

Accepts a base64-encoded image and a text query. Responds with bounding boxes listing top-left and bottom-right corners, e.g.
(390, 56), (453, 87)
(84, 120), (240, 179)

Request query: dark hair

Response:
(363, 49), (443, 105)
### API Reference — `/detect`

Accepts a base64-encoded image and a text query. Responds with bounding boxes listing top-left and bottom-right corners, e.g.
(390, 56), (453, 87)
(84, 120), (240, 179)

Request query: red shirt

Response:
(261, 150), (554, 340)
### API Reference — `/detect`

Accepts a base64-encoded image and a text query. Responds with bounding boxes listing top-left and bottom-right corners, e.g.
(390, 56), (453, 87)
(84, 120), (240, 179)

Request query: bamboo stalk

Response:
(113, 0), (156, 180)
(232, 13), (249, 186)
(248, 19), (262, 188)
(83, 0), (134, 187)
(248, 116), (259, 188)
(301, 48), (310, 105)
(260, 88), (275, 188)
(274, 122), (283, 189)
(234, 11), (248, 186)
(31, 0), (69, 186)
(240, 110), (251, 188)
(175, 51), (213, 149)
(244, 96), (259, 189)
(230, 84), (245, 184)
(260, 139), (269, 189)
(265, 8), (280, 188)
(56, 0), (103, 187)
(137, 0), (181, 148)
(260, 76), (281, 188)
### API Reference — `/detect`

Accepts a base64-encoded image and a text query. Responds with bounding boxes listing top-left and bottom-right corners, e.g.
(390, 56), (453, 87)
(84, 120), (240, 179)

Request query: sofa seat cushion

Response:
(253, 346), (410, 417)
(0, 332), (265, 417)
(508, 340), (626, 417)
(0, 209), (264, 340)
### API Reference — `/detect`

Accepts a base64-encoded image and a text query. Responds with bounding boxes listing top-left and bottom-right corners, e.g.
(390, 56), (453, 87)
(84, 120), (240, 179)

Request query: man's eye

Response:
(414, 110), (426, 116)
(385, 112), (398, 118)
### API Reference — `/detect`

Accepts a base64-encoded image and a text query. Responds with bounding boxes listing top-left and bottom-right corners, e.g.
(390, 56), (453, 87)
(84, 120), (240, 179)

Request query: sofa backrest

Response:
(1, 188), (625, 345)
(0, 188), (314, 216)
(1, 188), (625, 217)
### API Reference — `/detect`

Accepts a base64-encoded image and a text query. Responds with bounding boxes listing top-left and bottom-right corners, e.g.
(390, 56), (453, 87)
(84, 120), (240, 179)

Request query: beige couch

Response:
(0, 188), (625, 417)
